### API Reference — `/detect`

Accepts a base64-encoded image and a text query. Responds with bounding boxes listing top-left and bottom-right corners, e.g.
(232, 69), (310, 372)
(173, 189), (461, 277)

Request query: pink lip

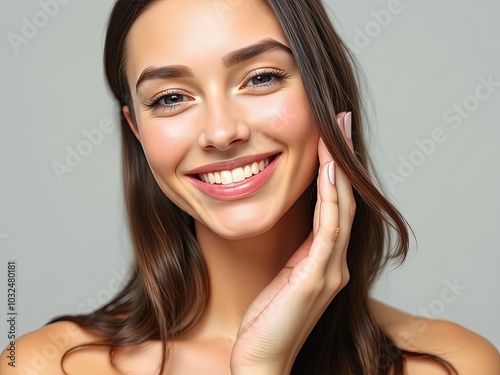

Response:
(188, 154), (281, 201)
(186, 152), (278, 175)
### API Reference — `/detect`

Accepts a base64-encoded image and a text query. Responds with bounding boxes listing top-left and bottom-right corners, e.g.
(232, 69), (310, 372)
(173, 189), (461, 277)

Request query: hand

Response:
(230, 112), (356, 374)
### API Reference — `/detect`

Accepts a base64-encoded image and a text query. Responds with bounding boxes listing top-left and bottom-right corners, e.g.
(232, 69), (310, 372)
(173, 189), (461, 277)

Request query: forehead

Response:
(124, 0), (289, 79)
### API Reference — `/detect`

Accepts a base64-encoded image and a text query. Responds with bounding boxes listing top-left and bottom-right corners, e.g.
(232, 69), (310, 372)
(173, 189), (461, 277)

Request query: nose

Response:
(198, 96), (250, 151)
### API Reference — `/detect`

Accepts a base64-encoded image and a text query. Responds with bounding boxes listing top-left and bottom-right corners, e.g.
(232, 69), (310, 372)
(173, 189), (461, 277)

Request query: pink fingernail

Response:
(344, 112), (352, 139)
(328, 160), (335, 185)
(337, 115), (344, 131)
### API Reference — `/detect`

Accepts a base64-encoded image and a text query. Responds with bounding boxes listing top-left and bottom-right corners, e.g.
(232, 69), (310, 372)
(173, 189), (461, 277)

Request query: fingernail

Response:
(344, 112), (352, 139)
(337, 115), (344, 132)
(328, 160), (335, 185)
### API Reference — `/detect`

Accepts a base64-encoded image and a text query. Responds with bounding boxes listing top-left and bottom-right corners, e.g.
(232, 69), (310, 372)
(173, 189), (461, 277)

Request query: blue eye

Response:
(145, 68), (290, 114)
(246, 69), (290, 91)
(146, 90), (192, 113)
(159, 94), (186, 105)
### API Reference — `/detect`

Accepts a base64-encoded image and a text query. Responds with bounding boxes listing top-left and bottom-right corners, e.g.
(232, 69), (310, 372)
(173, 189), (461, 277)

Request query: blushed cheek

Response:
(268, 93), (318, 145)
(138, 119), (193, 178)
(239, 90), (318, 144)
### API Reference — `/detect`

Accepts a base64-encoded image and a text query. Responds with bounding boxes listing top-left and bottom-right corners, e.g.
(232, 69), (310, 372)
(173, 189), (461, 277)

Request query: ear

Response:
(122, 105), (141, 141)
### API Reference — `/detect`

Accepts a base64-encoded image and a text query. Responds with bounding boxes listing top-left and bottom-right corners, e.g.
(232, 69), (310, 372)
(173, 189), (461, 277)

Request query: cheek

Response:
(244, 90), (318, 143)
(137, 118), (192, 177)
(266, 92), (319, 150)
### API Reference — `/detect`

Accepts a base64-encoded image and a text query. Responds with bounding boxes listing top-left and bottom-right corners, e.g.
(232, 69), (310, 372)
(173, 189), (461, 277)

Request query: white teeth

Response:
(221, 171), (233, 185)
(244, 165), (253, 178)
(251, 162), (259, 175)
(232, 167), (245, 183)
(214, 172), (222, 184)
(208, 173), (215, 184)
(200, 157), (272, 185)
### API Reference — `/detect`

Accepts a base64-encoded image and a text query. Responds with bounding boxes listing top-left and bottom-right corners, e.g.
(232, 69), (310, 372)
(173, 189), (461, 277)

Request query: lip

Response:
(186, 152), (278, 175)
(187, 153), (281, 201)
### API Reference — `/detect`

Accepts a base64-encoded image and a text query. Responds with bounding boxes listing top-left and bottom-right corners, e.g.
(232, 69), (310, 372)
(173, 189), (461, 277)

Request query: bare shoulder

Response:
(0, 320), (118, 375)
(369, 298), (500, 375)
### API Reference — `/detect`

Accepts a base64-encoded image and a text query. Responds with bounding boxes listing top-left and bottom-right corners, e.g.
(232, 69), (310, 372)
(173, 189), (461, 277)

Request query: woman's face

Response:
(123, 0), (319, 239)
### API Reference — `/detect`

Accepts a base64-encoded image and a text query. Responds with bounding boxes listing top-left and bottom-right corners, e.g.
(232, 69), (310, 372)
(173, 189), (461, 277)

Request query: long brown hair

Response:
(49, 0), (457, 374)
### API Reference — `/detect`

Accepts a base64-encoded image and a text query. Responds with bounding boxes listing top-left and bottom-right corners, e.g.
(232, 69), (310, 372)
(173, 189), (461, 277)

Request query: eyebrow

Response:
(135, 38), (293, 92)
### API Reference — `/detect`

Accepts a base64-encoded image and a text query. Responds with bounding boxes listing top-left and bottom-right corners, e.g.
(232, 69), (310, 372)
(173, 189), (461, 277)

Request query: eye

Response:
(145, 90), (193, 114)
(250, 74), (273, 85)
(245, 68), (290, 91)
(159, 93), (187, 105)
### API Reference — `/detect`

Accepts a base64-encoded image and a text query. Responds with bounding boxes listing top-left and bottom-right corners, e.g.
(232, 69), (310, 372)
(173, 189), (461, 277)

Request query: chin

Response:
(197, 204), (282, 240)
(210, 220), (277, 241)
(195, 185), (312, 241)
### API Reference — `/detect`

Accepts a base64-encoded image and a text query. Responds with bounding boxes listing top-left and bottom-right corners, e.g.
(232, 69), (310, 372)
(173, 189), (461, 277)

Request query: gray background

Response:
(1, 0), (498, 352)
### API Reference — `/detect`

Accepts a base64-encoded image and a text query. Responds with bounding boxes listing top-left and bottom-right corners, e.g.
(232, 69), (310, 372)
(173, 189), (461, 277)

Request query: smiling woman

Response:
(2, 0), (498, 374)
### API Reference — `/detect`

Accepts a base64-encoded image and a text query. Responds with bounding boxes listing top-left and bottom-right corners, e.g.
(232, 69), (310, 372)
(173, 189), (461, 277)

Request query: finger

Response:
(315, 133), (336, 235)
(318, 137), (332, 167)
(325, 112), (354, 280)
(318, 111), (351, 167)
(325, 162), (353, 274)
(316, 112), (353, 240)
(313, 173), (321, 236)
(335, 111), (346, 132)
(338, 111), (354, 153)
(308, 159), (339, 273)
(333, 111), (355, 211)
(315, 137), (331, 235)
(311, 112), (354, 273)
(324, 160), (356, 291)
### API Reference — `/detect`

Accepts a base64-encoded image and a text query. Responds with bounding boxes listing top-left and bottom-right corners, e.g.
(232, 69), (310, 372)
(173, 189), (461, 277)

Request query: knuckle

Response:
(326, 273), (343, 291)
(341, 270), (350, 288)
(326, 269), (350, 291)
(316, 225), (340, 245)
(329, 227), (341, 242)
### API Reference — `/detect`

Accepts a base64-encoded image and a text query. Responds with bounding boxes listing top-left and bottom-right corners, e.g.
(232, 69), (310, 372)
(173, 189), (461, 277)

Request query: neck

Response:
(192, 185), (314, 339)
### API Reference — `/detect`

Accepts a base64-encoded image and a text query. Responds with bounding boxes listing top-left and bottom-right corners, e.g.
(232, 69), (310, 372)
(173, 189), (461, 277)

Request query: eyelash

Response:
(245, 68), (290, 91)
(145, 68), (290, 113)
(145, 89), (190, 113)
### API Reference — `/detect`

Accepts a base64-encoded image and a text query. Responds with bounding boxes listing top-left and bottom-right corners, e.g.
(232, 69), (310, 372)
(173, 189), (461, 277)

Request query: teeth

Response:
(251, 162), (259, 175)
(232, 167), (246, 183)
(199, 157), (272, 185)
(244, 165), (253, 178)
(214, 172), (222, 184)
(221, 171), (232, 185)
(208, 173), (215, 184)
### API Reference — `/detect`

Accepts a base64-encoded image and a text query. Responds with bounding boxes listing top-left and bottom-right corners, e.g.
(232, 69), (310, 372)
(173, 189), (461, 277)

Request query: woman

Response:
(2, 0), (498, 374)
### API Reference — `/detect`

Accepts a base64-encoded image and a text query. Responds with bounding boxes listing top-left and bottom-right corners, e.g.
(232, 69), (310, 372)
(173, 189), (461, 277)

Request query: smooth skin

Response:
(2, 0), (498, 374)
